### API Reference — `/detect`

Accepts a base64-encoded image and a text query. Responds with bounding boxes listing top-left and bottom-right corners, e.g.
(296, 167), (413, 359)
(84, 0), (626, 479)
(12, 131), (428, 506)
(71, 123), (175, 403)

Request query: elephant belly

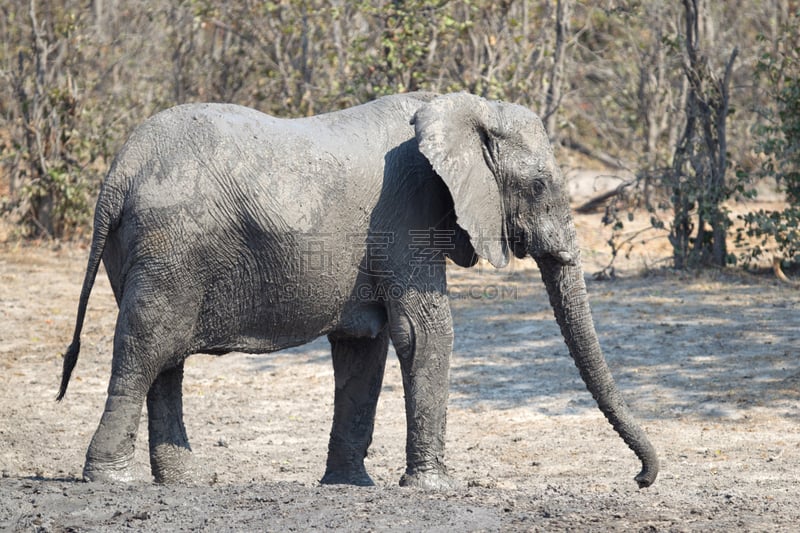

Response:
(193, 258), (382, 354)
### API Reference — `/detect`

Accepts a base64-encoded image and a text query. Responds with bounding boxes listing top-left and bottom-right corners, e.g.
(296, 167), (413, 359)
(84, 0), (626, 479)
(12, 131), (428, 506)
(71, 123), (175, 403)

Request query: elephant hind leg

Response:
(147, 361), (193, 483)
(83, 386), (145, 483)
(84, 334), (153, 482)
(321, 329), (389, 486)
(84, 297), (193, 483)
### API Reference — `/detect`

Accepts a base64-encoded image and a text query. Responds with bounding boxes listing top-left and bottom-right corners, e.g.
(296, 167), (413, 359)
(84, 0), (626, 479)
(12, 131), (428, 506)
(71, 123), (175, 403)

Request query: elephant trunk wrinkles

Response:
(536, 255), (658, 488)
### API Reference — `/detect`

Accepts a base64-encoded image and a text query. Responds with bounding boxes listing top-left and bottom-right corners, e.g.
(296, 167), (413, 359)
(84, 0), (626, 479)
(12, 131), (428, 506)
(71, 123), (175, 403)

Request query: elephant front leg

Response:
(321, 330), (389, 486)
(147, 361), (193, 484)
(389, 293), (458, 490)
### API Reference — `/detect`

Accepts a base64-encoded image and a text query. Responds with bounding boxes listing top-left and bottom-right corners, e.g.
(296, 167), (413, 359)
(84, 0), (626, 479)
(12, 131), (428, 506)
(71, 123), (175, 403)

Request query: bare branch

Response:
(773, 257), (800, 287)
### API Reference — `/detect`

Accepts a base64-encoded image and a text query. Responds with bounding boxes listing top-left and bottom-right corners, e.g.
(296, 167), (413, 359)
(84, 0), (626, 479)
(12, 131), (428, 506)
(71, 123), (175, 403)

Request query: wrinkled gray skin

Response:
(59, 92), (658, 490)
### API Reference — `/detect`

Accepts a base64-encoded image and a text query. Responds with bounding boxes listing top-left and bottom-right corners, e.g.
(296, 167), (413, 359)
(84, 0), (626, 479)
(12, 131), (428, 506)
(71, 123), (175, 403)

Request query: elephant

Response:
(58, 91), (658, 490)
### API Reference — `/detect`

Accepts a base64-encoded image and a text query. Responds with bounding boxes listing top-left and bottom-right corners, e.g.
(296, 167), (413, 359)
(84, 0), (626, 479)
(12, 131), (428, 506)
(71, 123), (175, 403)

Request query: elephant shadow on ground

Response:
(443, 265), (800, 422)
(240, 264), (799, 423)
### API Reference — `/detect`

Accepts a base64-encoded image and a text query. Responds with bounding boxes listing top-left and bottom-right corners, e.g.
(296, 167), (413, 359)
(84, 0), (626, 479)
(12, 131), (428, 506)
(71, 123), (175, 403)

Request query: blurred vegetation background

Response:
(0, 0), (797, 270)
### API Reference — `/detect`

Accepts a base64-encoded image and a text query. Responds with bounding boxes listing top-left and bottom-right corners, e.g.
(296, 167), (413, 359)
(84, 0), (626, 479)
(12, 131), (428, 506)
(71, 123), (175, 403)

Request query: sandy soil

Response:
(1, 207), (799, 531)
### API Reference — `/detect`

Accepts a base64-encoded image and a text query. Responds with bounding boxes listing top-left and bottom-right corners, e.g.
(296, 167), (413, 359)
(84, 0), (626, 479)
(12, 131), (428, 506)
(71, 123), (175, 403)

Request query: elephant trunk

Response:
(536, 255), (659, 488)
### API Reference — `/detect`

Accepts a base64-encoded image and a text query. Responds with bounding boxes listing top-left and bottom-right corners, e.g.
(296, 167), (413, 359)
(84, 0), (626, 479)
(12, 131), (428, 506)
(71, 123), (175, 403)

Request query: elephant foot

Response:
(320, 467), (375, 487)
(150, 444), (194, 484)
(83, 455), (137, 483)
(399, 469), (461, 491)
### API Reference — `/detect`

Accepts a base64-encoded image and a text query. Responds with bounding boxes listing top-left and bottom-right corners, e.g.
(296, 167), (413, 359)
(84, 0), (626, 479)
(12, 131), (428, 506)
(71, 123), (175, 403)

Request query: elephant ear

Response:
(413, 93), (509, 268)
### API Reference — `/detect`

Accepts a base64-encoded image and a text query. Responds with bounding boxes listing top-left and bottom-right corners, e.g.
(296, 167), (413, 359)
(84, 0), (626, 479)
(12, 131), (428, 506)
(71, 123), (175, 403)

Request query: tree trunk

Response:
(670, 0), (737, 268)
(544, 0), (571, 144)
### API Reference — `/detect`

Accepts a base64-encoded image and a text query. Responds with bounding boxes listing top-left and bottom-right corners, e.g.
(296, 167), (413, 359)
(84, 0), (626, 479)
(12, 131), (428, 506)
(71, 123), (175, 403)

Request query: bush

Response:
(736, 20), (800, 266)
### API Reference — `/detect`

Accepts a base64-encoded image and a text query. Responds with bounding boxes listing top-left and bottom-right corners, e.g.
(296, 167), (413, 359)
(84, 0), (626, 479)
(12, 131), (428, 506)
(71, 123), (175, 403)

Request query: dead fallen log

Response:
(575, 187), (624, 214)
(574, 180), (637, 214)
(563, 138), (630, 170)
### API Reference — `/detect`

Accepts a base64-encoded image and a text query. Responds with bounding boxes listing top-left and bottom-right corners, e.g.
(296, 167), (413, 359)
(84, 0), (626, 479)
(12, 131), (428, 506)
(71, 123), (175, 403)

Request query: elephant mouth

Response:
(530, 248), (577, 266)
(508, 226), (577, 266)
(551, 250), (577, 266)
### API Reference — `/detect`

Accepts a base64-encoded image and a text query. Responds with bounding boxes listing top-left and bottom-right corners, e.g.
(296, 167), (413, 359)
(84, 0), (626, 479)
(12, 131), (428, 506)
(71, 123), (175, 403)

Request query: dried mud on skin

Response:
(1, 226), (799, 531)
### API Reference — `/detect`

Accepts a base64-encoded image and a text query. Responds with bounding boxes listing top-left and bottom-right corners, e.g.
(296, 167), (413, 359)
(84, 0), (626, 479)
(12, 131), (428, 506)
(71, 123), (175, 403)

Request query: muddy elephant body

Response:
(59, 92), (658, 489)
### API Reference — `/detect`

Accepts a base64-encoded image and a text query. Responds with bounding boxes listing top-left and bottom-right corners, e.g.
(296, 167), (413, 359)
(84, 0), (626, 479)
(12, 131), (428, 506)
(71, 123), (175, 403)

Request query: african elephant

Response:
(58, 92), (658, 490)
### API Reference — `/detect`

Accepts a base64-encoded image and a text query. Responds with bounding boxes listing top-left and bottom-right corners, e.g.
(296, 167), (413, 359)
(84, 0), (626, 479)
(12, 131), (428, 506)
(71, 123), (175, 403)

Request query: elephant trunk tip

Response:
(634, 459), (659, 489)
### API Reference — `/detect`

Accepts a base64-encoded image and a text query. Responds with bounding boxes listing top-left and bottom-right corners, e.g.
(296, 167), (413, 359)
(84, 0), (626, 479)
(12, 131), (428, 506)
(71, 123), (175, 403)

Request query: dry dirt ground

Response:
(1, 207), (799, 531)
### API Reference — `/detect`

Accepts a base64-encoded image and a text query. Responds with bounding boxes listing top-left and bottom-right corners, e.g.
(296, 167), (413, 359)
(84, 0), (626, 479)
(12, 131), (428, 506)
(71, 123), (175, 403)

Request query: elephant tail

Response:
(57, 188), (121, 401)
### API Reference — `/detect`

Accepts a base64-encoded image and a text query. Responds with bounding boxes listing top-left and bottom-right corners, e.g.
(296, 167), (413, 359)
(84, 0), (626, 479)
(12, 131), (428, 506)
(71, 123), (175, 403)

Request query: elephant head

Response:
(412, 93), (658, 488)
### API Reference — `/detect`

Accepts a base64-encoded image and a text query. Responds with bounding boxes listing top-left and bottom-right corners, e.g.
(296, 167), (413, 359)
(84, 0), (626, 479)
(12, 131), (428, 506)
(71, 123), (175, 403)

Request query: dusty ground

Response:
(1, 205), (799, 531)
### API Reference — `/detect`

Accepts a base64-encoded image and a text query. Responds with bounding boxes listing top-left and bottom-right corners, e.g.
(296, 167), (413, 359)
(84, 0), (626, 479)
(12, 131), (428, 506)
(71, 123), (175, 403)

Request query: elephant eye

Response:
(531, 179), (546, 196)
